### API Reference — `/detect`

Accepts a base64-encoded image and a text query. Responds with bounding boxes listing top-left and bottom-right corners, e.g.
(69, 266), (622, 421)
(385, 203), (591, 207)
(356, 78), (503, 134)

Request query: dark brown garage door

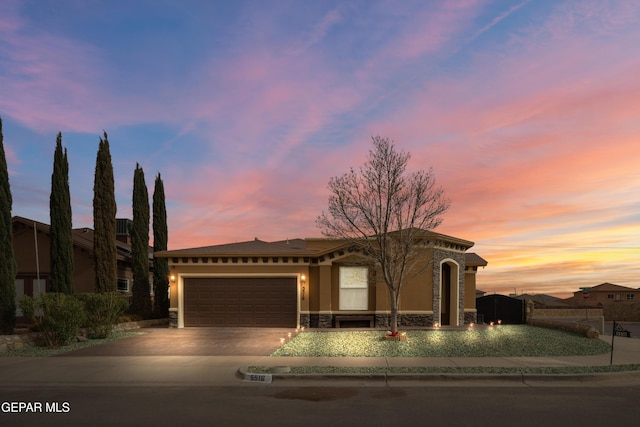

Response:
(183, 277), (297, 327)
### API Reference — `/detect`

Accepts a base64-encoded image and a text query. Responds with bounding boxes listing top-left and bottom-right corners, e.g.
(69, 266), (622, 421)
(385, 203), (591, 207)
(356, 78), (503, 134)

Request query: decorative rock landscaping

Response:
(0, 318), (168, 353)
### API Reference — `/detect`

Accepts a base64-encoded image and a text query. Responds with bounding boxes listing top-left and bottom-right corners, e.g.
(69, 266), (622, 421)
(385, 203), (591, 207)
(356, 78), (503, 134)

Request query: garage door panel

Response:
(184, 277), (297, 327)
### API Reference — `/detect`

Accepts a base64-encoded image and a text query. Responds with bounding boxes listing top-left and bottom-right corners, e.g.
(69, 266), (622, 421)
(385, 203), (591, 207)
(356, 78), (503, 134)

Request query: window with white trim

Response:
(627, 294), (635, 301)
(339, 266), (368, 310)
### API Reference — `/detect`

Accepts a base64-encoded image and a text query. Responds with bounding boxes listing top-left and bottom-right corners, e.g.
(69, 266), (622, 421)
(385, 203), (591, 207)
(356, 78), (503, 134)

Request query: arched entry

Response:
(439, 260), (460, 326)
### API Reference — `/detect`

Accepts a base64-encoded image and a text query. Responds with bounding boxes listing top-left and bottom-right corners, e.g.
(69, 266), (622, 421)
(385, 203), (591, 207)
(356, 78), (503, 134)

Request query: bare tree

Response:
(316, 136), (450, 333)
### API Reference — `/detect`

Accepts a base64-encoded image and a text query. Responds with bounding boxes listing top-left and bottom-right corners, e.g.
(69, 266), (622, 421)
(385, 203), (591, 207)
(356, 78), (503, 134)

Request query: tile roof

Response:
(465, 253), (488, 266)
(155, 229), (483, 259)
(581, 282), (639, 292)
(157, 238), (317, 256)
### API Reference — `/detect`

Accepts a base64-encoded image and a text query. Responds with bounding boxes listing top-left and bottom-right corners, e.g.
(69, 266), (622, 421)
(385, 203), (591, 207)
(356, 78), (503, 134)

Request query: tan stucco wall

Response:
(398, 270), (433, 311)
(317, 265), (332, 312)
(308, 266), (320, 311)
(325, 250), (436, 313)
(464, 271), (477, 310)
(530, 308), (603, 318)
(164, 246), (483, 321)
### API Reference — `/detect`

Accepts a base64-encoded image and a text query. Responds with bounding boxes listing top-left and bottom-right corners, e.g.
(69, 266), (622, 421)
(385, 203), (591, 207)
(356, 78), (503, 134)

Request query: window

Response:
(616, 294), (621, 301)
(627, 294), (635, 301)
(117, 278), (129, 292)
(339, 266), (368, 310)
(33, 279), (47, 296)
(607, 294), (614, 299)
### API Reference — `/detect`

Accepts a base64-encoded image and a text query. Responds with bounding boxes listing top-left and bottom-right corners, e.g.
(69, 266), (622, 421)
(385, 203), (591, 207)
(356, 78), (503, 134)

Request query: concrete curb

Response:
(237, 367), (640, 384)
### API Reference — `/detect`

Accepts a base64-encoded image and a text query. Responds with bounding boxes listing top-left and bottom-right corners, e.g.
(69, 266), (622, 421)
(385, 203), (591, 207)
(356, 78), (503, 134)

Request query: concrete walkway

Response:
(0, 329), (639, 387)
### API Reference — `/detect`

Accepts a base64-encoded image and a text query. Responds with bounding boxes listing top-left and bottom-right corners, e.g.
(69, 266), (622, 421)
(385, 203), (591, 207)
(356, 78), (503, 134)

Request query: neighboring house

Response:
(154, 230), (487, 329)
(12, 216), (149, 321)
(514, 293), (570, 309)
(566, 282), (640, 307)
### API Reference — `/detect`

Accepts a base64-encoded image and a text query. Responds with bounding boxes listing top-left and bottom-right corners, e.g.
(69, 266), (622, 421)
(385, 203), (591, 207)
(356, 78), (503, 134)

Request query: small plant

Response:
(78, 292), (129, 339)
(19, 293), (84, 347)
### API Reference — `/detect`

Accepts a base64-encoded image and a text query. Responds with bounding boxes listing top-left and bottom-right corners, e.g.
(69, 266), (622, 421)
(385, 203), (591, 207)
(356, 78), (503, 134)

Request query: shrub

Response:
(78, 292), (129, 339)
(19, 293), (84, 347)
(527, 318), (599, 338)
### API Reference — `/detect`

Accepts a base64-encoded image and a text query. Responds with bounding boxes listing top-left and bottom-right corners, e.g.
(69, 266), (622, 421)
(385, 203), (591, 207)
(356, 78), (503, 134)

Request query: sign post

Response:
(580, 287), (591, 319)
(611, 321), (616, 365)
(610, 320), (632, 365)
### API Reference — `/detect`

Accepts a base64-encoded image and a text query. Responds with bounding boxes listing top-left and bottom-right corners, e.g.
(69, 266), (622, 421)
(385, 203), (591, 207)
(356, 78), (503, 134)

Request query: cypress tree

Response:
(50, 132), (74, 293)
(0, 117), (17, 334)
(152, 173), (169, 318)
(93, 132), (117, 293)
(130, 163), (151, 318)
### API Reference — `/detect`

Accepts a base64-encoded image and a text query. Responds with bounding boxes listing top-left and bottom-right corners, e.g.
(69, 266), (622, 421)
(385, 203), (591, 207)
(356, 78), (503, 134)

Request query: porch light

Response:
(169, 274), (176, 284)
(300, 274), (306, 284)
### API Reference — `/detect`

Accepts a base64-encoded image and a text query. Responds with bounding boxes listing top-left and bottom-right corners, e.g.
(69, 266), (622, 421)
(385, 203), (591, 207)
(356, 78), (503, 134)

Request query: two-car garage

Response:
(183, 277), (297, 328)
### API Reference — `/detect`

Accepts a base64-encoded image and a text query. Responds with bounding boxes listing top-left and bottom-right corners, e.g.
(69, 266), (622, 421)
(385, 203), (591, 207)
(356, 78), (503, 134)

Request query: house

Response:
(567, 283), (640, 307)
(11, 216), (147, 320)
(514, 293), (570, 309)
(154, 230), (487, 329)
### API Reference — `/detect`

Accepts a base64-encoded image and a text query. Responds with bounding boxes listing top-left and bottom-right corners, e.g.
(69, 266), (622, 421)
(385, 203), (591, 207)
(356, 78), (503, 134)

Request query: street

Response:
(2, 382), (640, 426)
(2, 326), (639, 426)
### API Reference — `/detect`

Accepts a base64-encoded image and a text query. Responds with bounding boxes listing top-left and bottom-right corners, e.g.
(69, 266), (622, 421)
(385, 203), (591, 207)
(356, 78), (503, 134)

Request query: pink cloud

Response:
(375, 0), (481, 61)
(359, 2), (640, 296)
(5, 1), (639, 298)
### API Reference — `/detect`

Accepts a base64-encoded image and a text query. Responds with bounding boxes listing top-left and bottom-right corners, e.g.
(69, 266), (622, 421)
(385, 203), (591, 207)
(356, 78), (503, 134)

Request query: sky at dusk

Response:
(2, 0), (639, 298)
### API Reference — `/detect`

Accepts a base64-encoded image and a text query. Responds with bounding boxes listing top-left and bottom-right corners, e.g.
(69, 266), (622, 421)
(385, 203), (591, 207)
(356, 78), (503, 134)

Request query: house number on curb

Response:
(244, 373), (273, 383)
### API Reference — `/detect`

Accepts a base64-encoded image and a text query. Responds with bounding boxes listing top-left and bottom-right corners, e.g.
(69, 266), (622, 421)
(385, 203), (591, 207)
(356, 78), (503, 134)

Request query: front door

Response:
(441, 263), (451, 325)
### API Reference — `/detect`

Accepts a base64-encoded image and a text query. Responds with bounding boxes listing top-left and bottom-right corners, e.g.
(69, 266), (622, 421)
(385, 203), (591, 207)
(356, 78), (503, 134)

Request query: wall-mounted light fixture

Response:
(300, 274), (306, 301)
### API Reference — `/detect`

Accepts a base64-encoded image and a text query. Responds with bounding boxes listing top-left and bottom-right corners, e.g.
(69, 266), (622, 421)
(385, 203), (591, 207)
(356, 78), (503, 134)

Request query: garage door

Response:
(183, 277), (297, 327)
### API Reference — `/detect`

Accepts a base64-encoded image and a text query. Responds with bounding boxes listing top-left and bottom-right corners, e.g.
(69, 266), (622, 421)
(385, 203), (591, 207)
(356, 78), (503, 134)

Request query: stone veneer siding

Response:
(307, 314), (333, 328)
(375, 313), (434, 327)
(464, 311), (477, 324)
(299, 313), (310, 328)
(169, 308), (178, 328)
(432, 248), (467, 325)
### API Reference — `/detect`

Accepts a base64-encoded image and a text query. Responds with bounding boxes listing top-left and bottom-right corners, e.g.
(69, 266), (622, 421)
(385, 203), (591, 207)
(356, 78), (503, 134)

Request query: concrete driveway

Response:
(55, 327), (293, 357)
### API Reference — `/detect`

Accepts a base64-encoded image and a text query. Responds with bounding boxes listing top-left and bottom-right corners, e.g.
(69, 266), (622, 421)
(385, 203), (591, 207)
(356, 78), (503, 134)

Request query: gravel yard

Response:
(270, 325), (612, 358)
